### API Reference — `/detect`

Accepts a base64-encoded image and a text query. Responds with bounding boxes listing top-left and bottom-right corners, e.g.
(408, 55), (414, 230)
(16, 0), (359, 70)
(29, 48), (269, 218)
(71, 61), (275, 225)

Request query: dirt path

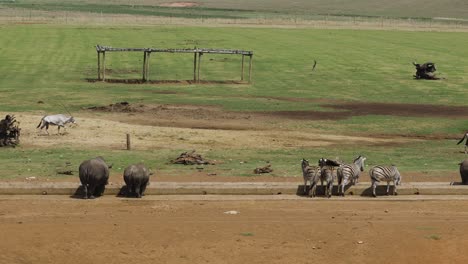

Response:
(7, 110), (418, 151)
(0, 195), (467, 264)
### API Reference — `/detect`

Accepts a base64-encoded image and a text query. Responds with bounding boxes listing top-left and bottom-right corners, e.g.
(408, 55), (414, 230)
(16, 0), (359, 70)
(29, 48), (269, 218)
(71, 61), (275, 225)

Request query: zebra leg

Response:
(386, 182), (390, 195)
(321, 180), (324, 196)
(303, 180), (307, 194)
(393, 181), (398, 195)
(371, 180), (378, 197)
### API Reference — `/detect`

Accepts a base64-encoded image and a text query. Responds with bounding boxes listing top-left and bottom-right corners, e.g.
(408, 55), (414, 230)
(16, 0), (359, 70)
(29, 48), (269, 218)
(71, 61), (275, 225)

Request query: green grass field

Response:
(4, 0), (468, 20)
(1, 2), (468, 180)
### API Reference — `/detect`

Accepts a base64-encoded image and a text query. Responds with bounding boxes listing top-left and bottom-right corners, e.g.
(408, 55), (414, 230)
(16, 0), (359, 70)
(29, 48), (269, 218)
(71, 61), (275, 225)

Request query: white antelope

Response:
(37, 114), (75, 134)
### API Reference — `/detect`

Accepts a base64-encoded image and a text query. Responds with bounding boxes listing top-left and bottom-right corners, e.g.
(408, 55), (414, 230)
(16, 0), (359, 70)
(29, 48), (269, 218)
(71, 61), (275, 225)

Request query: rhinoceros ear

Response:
(108, 163), (113, 169)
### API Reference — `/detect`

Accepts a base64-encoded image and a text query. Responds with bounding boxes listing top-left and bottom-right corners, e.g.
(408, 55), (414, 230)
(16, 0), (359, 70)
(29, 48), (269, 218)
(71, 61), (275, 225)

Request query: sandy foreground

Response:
(1, 195), (468, 264)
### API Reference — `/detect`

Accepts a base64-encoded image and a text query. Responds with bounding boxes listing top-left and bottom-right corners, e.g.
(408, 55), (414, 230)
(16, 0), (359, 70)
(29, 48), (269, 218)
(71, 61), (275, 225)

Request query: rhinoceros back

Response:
(79, 157), (109, 185)
(124, 163), (150, 186)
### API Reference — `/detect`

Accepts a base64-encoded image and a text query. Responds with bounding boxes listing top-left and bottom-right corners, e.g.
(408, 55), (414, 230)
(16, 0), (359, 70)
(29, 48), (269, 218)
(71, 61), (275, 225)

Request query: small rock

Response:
(357, 241), (364, 244)
(384, 210), (389, 213)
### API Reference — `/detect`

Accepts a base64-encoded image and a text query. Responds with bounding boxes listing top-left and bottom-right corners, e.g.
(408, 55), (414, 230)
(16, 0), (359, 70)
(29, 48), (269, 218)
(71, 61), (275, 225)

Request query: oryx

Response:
(37, 114), (75, 134)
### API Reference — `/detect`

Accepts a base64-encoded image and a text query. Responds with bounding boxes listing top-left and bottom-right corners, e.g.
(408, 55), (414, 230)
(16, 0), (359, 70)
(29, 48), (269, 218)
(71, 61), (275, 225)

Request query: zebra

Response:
(337, 155), (366, 196)
(301, 159), (321, 197)
(369, 165), (402, 197)
(320, 166), (335, 198)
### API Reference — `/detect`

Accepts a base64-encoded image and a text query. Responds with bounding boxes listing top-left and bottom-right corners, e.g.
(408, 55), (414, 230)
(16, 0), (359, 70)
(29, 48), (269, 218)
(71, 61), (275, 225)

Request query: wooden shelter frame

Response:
(96, 45), (253, 83)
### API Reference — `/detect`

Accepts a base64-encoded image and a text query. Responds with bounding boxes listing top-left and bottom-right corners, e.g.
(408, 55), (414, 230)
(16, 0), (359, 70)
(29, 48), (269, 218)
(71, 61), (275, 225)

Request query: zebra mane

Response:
(353, 155), (362, 163)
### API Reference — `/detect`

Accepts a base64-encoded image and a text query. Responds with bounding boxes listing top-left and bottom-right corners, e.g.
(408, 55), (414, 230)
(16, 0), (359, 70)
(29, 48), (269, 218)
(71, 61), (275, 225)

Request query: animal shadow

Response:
(70, 185), (106, 199)
(116, 185), (144, 198)
(360, 185), (398, 197)
(296, 185), (349, 197)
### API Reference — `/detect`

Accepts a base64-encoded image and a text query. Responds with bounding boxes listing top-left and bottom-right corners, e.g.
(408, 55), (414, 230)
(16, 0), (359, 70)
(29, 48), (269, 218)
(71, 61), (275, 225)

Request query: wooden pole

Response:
(248, 55), (253, 83)
(241, 54), (245, 81)
(142, 52), (147, 81)
(102, 51), (106, 81)
(97, 51), (101, 80)
(126, 134), (131, 150)
(193, 51), (197, 81)
(197, 52), (203, 82)
(146, 52), (151, 81)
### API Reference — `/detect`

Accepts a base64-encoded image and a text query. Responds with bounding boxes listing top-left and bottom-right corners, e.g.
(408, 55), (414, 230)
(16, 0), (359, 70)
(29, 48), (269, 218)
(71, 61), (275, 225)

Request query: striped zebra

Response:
(369, 165), (402, 197)
(301, 159), (321, 197)
(337, 155), (366, 196)
(320, 166), (335, 198)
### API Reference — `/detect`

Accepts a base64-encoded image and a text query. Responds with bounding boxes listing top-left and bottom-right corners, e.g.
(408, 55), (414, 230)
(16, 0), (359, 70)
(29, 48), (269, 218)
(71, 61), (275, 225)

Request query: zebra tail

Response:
(369, 168), (381, 183)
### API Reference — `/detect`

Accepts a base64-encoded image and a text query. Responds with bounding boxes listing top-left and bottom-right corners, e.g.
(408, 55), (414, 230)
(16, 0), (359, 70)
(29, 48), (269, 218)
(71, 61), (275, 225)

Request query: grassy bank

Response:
(1, 24), (468, 178)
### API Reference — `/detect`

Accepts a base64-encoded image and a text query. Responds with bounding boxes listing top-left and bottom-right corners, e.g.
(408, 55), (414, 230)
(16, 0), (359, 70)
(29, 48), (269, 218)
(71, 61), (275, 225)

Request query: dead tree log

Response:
(0, 115), (21, 147)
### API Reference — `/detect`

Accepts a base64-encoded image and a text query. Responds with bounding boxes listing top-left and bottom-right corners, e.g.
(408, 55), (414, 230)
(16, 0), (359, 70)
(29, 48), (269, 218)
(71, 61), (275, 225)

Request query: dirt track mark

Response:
(270, 102), (468, 120)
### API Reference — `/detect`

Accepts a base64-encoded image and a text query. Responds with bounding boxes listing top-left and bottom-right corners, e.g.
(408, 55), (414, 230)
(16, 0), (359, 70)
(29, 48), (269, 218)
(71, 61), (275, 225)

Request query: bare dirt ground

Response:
(1, 195), (468, 264)
(158, 2), (200, 8)
(10, 103), (423, 151)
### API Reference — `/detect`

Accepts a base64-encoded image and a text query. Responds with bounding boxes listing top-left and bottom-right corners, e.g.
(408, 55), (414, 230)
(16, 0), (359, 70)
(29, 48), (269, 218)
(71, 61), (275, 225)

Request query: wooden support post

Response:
(146, 52), (151, 81)
(142, 52), (147, 81)
(126, 134), (131, 150)
(241, 54), (245, 81)
(97, 51), (101, 80)
(248, 55), (253, 83)
(193, 51), (197, 81)
(197, 52), (203, 83)
(102, 51), (106, 81)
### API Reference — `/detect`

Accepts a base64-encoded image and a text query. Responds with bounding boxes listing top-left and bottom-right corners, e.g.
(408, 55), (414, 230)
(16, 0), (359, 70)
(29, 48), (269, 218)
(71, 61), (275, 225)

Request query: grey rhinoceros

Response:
(123, 163), (152, 198)
(459, 159), (468, 185)
(79, 156), (110, 199)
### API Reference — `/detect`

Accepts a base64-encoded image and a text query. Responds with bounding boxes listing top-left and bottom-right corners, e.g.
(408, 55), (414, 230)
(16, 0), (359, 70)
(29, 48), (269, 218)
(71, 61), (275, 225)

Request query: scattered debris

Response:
(57, 170), (74, 175)
(0, 114), (21, 147)
(25, 177), (37, 181)
(85, 101), (145, 113)
(254, 164), (273, 174)
(171, 150), (214, 165)
(224, 210), (240, 215)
